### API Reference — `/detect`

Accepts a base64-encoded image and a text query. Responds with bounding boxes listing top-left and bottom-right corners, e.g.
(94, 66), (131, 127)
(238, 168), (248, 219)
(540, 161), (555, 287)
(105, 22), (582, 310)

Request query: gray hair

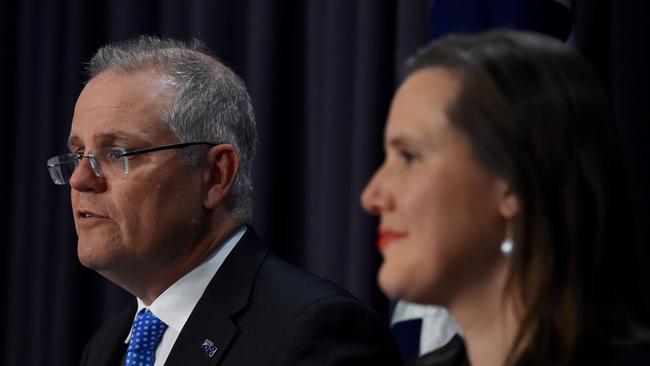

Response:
(88, 36), (256, 221)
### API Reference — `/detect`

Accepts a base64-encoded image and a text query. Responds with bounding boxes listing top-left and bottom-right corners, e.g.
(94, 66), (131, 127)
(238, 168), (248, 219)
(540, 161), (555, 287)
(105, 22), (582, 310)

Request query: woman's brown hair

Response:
(406, 30), (649, 365)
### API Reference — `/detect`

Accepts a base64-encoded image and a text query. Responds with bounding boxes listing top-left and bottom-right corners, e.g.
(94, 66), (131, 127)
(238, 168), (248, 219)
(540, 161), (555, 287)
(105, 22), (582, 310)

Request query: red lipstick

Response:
(377, 230), (407, 251)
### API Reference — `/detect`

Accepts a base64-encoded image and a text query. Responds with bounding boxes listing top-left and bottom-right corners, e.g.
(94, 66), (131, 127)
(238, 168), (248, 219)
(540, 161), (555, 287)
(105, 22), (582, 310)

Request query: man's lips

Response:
(76, 209), (109, 220)
(377, 230), (408, 251)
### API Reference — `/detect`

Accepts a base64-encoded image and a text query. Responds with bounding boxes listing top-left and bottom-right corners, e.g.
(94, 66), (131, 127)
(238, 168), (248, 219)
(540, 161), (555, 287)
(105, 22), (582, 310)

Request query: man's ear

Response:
(496, 178), (520, 220)
(203, 144), (240, 210)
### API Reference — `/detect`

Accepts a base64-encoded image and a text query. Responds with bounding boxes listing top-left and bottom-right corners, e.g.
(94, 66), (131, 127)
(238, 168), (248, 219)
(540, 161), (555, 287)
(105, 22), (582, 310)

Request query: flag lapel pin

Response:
(200, 338), (218, 358)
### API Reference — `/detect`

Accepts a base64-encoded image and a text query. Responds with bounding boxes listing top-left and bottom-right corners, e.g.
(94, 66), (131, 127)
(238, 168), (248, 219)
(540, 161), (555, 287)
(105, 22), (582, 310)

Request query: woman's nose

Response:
(360, 166), (390, 216)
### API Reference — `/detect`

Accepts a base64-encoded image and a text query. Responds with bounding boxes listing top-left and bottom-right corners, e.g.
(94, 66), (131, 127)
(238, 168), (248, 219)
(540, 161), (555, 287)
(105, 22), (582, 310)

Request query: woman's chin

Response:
(378, 262), (444, 305)
(377, 261), (413, 301)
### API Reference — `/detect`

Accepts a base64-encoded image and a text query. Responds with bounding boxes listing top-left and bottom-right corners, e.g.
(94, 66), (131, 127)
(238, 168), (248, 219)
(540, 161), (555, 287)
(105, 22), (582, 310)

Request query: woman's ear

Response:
(203, 144), (240, 210)
(496, 178), (520, 220)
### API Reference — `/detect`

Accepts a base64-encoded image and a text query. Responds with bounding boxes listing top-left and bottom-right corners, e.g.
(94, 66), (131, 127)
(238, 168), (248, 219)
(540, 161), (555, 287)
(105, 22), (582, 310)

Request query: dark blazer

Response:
(408, 335), (650, 366)
(405, 335), (467, 366)
(79, 227), (401, 366)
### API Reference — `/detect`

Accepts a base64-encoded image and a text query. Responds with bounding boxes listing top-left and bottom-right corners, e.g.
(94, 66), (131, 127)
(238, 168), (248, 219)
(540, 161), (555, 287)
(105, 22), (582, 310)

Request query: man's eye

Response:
(70, 152), (84, 164)
(103, 149), (126, 161)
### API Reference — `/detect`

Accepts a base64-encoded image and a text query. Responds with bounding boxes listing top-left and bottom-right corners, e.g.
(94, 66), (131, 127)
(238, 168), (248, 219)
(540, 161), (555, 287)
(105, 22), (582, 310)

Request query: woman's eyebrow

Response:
(387, 135), (434, 150)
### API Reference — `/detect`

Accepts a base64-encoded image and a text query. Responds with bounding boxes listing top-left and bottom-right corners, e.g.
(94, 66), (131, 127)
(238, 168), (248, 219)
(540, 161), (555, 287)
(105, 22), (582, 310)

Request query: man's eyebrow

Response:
(66, 133), (144, 150)
(98, 133), (141, 146)
(67, 136), (81, 151)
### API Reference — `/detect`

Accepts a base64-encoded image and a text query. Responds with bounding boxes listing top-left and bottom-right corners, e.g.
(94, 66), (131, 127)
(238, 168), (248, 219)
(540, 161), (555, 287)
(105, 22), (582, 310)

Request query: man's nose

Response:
(69, 157), (107, 193)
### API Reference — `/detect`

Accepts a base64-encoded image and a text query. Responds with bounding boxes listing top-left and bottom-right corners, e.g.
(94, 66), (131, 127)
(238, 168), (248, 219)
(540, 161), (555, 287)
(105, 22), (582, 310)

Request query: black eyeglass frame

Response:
(113, 141), (218, 158)
(46, 141), (219, 185)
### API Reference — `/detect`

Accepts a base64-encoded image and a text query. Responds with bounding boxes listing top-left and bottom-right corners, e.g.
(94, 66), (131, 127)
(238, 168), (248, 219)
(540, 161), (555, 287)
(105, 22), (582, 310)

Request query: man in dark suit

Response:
(46, 36), (399, 366)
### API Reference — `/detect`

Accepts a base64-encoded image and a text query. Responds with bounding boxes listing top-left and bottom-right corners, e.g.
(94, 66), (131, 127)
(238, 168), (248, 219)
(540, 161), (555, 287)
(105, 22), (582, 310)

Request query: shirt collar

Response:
(124, 225), (247, 343)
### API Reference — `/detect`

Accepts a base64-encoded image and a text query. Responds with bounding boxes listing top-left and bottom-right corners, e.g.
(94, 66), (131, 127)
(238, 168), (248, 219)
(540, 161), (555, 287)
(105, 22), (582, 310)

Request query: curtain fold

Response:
(2, 1), (428, 364)
(3, 1), (648, 365)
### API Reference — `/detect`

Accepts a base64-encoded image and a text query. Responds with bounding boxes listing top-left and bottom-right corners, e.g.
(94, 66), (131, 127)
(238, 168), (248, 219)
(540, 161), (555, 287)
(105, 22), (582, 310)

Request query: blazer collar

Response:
(90, 303), (137, 366)
(164, 225), (269, 365)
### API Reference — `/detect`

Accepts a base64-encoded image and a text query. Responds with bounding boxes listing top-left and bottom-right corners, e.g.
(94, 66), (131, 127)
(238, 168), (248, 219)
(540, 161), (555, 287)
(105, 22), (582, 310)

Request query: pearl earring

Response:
(500, 238), (513, 256)
(501, 224), (514, 256)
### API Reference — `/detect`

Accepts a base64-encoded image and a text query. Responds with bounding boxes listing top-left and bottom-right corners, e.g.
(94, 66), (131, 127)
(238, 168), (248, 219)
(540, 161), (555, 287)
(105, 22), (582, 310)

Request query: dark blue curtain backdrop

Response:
(1, 1), (649, 365)
(0, 1), (429, 365)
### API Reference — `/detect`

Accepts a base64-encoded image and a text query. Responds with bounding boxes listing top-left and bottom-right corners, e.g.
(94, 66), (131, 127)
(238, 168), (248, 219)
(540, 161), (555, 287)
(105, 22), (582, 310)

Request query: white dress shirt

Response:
(391, 300), (461, 356)
(124, 225), (247, 366)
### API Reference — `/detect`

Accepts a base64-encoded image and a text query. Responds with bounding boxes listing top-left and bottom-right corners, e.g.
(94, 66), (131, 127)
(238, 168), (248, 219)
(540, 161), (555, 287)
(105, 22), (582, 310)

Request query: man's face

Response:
(69, 69), (206, 278)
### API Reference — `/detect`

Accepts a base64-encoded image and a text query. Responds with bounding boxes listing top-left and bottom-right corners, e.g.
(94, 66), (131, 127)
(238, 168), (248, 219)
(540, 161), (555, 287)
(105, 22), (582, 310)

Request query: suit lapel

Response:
(92, 303), (136, 366)
(164, 226), (269, 365)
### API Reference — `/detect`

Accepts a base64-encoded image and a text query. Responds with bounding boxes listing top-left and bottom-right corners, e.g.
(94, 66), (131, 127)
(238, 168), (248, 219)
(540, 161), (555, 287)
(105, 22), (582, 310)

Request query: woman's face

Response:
(361, 68), (515, 305)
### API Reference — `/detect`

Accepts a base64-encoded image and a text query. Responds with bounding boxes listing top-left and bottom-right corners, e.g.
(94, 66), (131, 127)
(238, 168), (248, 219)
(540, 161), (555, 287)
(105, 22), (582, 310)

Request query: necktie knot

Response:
(126, 309), (168, 366)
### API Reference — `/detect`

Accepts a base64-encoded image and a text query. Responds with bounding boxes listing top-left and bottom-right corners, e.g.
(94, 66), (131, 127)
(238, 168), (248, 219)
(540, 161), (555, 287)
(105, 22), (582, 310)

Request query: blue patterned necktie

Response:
(125, 309), (169, 366)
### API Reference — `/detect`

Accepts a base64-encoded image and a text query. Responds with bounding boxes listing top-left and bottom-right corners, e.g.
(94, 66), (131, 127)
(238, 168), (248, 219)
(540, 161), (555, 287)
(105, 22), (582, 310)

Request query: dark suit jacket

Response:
(408, 335), (650, 366)
(79, 227), (401, 366)
(405, 335), (467, 366)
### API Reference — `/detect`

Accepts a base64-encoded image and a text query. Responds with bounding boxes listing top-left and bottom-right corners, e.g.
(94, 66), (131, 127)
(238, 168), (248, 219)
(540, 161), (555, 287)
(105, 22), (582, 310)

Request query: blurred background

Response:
(1, 0), (648, 365)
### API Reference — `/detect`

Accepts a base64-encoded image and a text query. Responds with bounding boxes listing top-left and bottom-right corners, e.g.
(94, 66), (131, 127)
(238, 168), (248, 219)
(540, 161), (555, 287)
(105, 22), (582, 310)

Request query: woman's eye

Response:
(399, 149), (420, 164)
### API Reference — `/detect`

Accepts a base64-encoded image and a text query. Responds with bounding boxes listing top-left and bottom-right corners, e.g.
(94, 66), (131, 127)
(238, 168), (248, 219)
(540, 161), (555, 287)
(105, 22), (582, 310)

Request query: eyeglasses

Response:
(46, 142), (217, 185)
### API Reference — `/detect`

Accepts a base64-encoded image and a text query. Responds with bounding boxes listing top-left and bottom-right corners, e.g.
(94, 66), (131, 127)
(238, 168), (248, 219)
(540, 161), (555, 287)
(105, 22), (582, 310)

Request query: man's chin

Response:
(77, 253), (110, 270)
(76, 239), (122, 271)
